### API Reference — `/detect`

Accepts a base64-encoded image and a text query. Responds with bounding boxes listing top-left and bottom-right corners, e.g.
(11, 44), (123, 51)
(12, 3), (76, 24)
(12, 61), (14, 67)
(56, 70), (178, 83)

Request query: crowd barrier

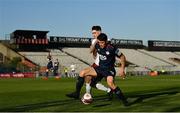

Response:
(0, 72), (35, 78)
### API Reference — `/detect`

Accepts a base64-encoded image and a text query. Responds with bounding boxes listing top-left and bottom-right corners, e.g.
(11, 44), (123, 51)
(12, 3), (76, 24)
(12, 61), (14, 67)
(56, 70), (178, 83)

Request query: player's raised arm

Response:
(90, 41), (98, 60)
(90, 39), (98, 54)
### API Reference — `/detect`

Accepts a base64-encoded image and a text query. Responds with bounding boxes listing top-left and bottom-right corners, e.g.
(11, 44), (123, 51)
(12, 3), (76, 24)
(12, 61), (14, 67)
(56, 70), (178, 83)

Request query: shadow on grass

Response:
(166, 106), (180, 112)
(93, 88), (179, 108)
(128, 87), (179, 106)
(0, 99), (78, 112)
(93, 103), (111, 107)
(0, 95), (110, 112)
(0, 87), (179, 111)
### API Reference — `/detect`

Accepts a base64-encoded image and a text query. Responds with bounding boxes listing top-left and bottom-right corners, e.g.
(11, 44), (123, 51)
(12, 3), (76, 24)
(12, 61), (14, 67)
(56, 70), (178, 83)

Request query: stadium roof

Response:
(12, 30), (49, 35)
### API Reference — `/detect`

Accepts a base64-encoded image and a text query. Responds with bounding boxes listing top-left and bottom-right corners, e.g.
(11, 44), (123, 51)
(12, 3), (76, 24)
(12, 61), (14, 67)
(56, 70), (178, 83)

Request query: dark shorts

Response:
(93, 66), (116, 78)
(90, 63), (103, 87)
(91, 74), (103, 83)
(90, 74), (104, 87)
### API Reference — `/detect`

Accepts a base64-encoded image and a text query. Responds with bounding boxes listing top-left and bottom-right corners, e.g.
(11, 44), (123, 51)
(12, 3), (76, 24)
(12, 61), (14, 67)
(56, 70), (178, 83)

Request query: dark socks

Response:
(114, 87), (128, 103)
(76, 76), (84, 94)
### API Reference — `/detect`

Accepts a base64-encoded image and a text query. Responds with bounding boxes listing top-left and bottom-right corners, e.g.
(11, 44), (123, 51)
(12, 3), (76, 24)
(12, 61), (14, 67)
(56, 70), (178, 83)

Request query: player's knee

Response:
(107, 78), (115, 89)
(85, 76), (92, 83)
(107, 76), (113, 84)
(79, 70), (85, 77)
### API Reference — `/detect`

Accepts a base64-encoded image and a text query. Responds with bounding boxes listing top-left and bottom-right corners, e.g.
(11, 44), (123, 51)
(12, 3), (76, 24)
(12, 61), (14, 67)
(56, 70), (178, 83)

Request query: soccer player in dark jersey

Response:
(67, 26), (112, 99)
(53, 59), (59, 78)
(66, 33), (128, 106)
(86, 26), (112, 96)
(45, 58), (53, 78)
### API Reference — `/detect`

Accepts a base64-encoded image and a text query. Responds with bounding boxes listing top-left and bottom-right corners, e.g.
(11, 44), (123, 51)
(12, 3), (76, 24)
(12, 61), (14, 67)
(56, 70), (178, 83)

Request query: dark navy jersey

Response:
(95, 43), (122, 69)
(54, 62), (59, 67)
(47, 60), (53, 69)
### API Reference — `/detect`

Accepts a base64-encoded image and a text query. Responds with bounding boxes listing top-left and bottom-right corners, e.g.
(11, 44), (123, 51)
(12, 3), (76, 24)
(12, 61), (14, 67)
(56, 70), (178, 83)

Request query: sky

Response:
(0, 0), (179, 44)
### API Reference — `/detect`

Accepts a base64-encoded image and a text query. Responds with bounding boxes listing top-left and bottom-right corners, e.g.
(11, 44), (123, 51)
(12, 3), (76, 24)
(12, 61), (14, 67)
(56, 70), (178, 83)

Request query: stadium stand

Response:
(2, 30), (179, 76)
(61, 47), (94, 65)
(138, 49), (180, 66)
(119, 49), (172, 68)
(19, 51), (49, 66)
(51, 49), (89, 73)
(0, 43), (36, 68)
(174, 52), (180, 56)
(19, 49), (89, 73)
(61, 47), (180, 72)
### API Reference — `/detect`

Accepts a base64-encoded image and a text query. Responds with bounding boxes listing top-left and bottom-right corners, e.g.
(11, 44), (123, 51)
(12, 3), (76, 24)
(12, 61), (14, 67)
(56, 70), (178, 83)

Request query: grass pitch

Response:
(0, 75), (180, 112)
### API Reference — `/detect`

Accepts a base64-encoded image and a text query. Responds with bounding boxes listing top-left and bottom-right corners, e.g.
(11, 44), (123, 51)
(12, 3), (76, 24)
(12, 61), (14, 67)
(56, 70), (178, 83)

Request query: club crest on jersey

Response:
(106, 51), (110, 55)
(99, 54), (107, 60)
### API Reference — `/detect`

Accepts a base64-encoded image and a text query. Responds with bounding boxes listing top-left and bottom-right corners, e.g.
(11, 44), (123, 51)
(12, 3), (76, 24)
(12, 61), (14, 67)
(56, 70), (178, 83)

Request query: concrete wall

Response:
(0, 43), (25, 62)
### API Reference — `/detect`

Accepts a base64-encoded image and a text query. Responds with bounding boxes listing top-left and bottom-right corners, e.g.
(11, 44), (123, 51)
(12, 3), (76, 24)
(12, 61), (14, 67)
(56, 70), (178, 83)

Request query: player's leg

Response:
(66, 67), (97, 99)
(106, 76), (128, 106)
(53, 68), (57, 77)
(93, 78), (113, 100)
(85, 75), (112, 98)
(77, 66), (97, 94)
(90, 75), (111, 92)
(90, 67), (113, 99)
(84, 63), (98, 94)
(96, 82), (113, 100)
(85, 76), (92, 94)
(45, 69), (49, 77)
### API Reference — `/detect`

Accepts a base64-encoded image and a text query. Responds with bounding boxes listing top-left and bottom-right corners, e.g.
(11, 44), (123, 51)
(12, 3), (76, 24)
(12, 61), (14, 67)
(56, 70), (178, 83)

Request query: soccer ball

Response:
(81, 93), (93, 105)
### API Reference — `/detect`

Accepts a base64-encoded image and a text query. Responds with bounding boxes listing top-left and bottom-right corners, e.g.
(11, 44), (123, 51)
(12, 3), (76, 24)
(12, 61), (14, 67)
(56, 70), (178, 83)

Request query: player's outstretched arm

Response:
(90, 39), (98, 53)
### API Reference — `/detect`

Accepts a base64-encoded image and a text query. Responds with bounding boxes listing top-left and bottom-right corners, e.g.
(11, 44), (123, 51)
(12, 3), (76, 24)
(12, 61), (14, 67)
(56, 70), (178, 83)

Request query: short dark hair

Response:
(92, 26), (101, 31)
(97, 33), (107, 42)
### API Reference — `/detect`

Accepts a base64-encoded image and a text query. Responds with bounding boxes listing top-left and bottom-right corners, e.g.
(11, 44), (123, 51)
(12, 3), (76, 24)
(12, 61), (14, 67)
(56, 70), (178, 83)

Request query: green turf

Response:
(0, 75), (180, 112)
